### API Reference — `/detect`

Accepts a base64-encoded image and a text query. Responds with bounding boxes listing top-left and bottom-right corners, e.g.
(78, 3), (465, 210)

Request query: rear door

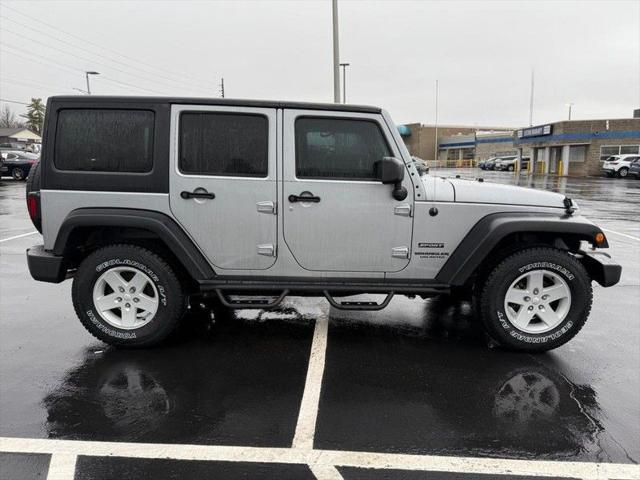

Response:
(169, 105), (278, 270)
(282, 110), (413, 273)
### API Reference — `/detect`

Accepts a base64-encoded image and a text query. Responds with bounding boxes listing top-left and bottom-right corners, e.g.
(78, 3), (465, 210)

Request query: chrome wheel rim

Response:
(92, 266), (159, 330)
(504, 270), (571, 334)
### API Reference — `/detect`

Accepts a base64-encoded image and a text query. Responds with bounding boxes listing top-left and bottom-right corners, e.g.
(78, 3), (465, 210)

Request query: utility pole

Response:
(85, 71), (99, 95)
(528, 68), (535, 126)
(219, 77), (225, 98)
(434, 79), (439, 161)
(332, 0), (341, 103)
(339, 62), (350, 103)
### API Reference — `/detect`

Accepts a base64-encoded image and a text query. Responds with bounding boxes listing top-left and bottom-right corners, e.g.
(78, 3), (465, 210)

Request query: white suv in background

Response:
(602, 154), (640, 178)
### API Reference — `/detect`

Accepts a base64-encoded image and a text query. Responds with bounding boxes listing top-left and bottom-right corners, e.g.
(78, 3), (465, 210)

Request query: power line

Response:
(0, 43), (167, 95)
(0, 98), (29, 105)
(0, 15), (212, 95)
(0, 76), (74, 93)
(1, 26), (184, 95)
(0, 3), (215, 91)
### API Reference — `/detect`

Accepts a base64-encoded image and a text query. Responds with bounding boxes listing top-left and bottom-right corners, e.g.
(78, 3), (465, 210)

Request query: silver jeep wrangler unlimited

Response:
(26, 96), (621, 351)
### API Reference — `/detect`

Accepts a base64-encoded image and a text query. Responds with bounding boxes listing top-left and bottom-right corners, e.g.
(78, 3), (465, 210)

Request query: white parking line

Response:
(46, 453), (77, 480)
(292, 317), (329, 450)
(0, 230), (38, 243)
(308, 464), (345, 480)
(602, 228), (640, 242)
(1, 437), (638, 479)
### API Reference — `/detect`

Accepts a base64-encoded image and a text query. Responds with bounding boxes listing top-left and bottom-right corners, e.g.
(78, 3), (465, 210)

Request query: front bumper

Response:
(579, 251), (622, 287)
(27, 245), (67, 283)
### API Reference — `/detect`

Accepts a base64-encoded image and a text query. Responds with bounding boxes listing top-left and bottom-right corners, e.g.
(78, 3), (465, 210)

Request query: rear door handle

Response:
(288, 193), (321, 203)
(181, 190), (215, 200)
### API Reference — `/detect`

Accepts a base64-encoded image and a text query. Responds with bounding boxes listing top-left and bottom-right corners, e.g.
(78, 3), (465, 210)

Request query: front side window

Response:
(179, 112), (268, 177)
(295, 117), (391, 180)
(55, 109), (154, 172)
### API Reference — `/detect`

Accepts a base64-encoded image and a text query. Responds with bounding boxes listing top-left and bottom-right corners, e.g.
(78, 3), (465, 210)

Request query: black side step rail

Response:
(215, 289), (289, 309)
(323, 291), (395, 311)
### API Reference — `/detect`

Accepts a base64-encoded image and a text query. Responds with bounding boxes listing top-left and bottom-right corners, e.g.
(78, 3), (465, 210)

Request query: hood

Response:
(446, 178), (566, 208)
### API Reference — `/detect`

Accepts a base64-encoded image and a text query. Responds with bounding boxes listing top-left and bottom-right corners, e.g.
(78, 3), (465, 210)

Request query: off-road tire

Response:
(72, 244), (185, 347)
(478, 247), (592, 352)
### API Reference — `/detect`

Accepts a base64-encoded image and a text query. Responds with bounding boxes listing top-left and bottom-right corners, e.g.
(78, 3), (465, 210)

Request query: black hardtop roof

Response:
(48, 96), (382, 114)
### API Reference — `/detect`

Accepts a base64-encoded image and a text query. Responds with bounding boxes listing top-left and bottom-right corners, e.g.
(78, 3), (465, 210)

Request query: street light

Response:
(85, 71), (100, 95)
(565, 102), (574, 120)
(339, 62), (350, 103)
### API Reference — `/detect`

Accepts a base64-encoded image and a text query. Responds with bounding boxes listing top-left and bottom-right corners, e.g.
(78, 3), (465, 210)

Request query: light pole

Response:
(85, 71), (99, 95)
(339, 63), (350, 103)
(434, 79), (439, 161)
(332, 0), (340, 103)
(565, 102), (574, 120)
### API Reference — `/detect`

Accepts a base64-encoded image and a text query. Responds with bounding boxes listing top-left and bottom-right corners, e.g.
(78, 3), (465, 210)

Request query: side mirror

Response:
(374, 157), (408, 201)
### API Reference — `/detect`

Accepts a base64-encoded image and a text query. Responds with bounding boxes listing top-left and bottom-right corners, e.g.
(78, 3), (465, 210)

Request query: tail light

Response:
(27, 191), (40, 222)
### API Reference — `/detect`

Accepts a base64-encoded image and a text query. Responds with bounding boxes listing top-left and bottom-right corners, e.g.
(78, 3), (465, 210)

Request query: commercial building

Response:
(400, 112), (640, 176)
(514, 118), (640, 176)
(399, 123), (510, 161)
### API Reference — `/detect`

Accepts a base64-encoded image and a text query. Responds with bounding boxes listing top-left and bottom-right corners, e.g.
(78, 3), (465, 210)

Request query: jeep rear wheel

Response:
(478, 247), (592, 352)
(72, 245), (186, 347)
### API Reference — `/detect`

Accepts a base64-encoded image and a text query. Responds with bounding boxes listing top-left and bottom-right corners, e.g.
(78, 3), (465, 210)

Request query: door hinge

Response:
(391, 246), (410, 259)
(257, 201), (277, 215)
(257, 244), (276, 257)
(394, 204), (412, 217)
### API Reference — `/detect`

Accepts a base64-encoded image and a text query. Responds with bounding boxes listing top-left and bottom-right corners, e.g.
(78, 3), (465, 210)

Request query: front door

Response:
(169, 105), (278, 270)
(282, 110), (413, 273)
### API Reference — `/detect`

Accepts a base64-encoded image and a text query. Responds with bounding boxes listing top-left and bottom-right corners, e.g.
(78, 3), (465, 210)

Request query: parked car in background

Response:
(494, 156), (517, 171)
(479, 157), (497, 170)
(483, 157), (499, 170)
(0, 153), (8, 176)
(602, 154), (640, 178)
(1, 150), (39, 180)
(411, 156), (429, 176)
(628, 157), (640, 179)
(0, 142), (26, 151)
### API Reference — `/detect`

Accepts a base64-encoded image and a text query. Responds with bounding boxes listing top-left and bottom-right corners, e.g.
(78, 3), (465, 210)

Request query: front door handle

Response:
(288, 193), (321, 203)
(181, 190), (215, 200)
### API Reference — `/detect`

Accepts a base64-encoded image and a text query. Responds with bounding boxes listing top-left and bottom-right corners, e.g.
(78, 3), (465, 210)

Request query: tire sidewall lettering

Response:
(495, 263), (577, 344)
(95, 258), (168, 307)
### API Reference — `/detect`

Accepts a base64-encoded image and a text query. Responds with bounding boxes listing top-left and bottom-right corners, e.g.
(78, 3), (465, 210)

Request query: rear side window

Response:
(295, 117), (391, 180)
(179, 112), (268, 177)
(55, 109), (154, 172)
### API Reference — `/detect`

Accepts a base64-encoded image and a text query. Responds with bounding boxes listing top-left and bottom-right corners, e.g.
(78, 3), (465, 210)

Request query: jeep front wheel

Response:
(478, 247), (592, 352)
(72, 245), (186, 347)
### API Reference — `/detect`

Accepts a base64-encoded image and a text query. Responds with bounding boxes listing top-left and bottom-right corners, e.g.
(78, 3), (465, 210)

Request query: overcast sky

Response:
(0, 0), (638, 127)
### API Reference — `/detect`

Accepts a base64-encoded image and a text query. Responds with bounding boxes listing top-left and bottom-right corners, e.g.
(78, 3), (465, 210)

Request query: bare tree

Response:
(0, 105), (25, 129)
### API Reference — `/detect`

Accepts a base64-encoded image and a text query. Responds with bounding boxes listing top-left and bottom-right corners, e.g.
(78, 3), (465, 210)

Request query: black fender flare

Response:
(435, 212), (606, 286)
(54, 208), (215, 280)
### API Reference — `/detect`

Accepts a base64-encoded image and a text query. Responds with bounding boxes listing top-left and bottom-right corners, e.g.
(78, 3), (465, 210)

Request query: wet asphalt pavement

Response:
(0, 170), (639, 479)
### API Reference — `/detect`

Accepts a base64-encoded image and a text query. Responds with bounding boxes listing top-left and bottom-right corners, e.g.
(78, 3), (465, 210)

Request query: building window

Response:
(55, 109), (154, 172)
(447, 149), (458, 161)
(600, 145), (640, 161)
(462, 148), (475, 160)
(569, 145), (587, 163)
(179, 112), (268, 177)
(295, 117), (391, 180)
